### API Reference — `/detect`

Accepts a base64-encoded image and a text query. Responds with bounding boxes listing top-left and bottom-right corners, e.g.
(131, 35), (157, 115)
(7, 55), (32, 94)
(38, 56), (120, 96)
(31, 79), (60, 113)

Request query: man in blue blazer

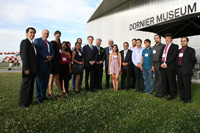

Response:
(34, 29), (54, 103)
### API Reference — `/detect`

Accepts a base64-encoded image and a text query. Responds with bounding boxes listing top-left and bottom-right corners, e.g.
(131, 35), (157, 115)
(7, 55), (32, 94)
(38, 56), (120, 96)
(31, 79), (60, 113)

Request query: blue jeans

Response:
(142, 69), (154, 93)
(72, 73), (83, 90)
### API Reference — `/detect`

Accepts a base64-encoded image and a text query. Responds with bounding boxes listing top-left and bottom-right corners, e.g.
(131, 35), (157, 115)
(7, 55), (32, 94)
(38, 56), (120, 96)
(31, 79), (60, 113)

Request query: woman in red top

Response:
(59, 41), (72, 97)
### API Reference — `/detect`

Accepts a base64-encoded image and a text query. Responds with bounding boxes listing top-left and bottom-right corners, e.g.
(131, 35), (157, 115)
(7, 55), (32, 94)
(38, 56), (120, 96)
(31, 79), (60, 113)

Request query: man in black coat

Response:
(83, 36), (98, 92)
(160, 33), (178, 100)
(120, 42), (133, 90)
(176, 37), (196, 103)
(18, 27), (37, 108)
(94, 38), (105, 90)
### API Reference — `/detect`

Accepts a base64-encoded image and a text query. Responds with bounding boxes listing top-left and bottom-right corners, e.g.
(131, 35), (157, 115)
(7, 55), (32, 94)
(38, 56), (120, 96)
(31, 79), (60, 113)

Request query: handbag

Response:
(72, 63), (83, 74)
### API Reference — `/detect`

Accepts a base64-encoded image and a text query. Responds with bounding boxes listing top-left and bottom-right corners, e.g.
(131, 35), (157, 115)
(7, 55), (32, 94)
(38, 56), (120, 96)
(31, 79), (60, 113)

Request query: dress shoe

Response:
(160, 95), (168, 99)
(149, 92), (153, 95)
(37, 99), (43, 104)
(135, 89), (139, 92)
(30, 103), (35, 106)
(18, 104), (30, 108)
(43, 98), (52, 101)
(177, 99), (184, 101)
(166, 97), (174, 100)
(141, 91), (148, 94)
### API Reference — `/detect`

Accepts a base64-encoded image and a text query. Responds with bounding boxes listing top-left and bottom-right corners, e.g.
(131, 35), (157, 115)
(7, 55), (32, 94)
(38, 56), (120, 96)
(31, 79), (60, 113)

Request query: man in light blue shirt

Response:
(132, 39), (144, 92)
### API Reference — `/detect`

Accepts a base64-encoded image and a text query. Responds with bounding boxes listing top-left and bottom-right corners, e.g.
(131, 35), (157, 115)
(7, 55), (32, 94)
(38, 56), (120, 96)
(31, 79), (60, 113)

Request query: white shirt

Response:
(28, 38), (37, 55)
(162, 42), (172, 66)
(124, 49), (128, 59)
(129, 46), (137, 51)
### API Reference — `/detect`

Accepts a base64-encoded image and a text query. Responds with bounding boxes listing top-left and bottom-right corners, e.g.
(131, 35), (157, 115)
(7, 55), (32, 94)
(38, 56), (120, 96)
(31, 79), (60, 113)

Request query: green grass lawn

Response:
(0, 72), (200, 132)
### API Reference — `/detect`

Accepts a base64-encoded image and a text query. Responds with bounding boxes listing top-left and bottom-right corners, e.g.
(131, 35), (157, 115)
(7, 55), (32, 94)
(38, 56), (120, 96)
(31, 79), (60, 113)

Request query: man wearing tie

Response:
(105, 40), (114, 89)
(160, 33), (178, 100)
(34, 29), (54, 103)
(120, 42), (133, 90)
(83, 36), (98, 92)
(18, 27), (37, 108)
(177, 37), (196, 103)
(94, 38), (105, 90)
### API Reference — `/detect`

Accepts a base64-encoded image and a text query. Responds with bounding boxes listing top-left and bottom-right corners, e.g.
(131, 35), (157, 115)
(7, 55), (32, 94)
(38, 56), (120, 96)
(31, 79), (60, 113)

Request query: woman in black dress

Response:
(48, 31), (64, 99)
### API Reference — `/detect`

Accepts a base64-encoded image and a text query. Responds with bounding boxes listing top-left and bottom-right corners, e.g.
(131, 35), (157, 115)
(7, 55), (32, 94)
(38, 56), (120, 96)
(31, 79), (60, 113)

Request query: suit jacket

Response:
(34, 37), (54, 68)
(105, 47), (110, 67)
(83, 44), (98, 67)
(20, 38), (37, 76)
(96, 46), (106, 65)
(162, 43), (178, 70)
(120, 49), (133, 70)
(176, 46), (197, 76)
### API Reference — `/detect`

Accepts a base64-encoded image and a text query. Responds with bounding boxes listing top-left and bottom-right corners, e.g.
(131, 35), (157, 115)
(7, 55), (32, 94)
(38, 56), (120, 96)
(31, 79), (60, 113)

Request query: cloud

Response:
(0, 0), (100, 52)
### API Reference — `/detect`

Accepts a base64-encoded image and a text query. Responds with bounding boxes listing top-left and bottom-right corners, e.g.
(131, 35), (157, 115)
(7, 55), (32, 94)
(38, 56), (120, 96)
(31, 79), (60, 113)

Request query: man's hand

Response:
(161, 63), (166, 69)
(140, 66), (143, 71)
(151, 66), (155, 72)
(99, 61), (103, 64)
(47, 56), (53, 61)
(137, 64), (141, 68)
(24, 70), (29, 75)
(90, 61), (95, 65)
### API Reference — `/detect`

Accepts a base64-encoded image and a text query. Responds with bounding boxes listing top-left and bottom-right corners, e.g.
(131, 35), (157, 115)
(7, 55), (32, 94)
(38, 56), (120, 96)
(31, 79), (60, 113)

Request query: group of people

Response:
(18, 27), (197, 108)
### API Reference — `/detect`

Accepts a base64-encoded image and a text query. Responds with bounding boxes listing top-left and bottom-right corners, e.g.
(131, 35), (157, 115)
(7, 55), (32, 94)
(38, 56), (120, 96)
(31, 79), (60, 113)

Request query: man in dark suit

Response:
(83, 36), (98, 92)
(177, 37), (196, 103)
(160, 33), (178, 100)
(120, 42), (133, 90)
(94, 38), (105, 90)
(18, 27), (37, 108)
(34, 29), (54, 103)
(105, 40), (114, 89)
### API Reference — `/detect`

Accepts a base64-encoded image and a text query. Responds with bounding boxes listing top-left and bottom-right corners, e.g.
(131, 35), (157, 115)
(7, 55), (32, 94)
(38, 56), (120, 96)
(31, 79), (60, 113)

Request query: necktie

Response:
(162, 44), (169, 62)
(124, 51), (127, 59)
(90, 45), (93, 51)
(32, 42), (36, 55)
(44, 40), (50, 55)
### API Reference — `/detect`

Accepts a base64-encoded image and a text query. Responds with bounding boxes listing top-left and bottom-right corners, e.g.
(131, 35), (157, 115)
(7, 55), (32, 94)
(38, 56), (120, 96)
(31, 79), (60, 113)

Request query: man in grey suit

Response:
(105, 40), (114, 89)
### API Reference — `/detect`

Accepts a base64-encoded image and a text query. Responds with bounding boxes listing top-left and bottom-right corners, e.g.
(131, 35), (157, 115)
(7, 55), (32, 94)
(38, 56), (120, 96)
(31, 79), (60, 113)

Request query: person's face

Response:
(123, 43), (129, 50)
(75, 43), (81, 50)
(154, 35), (161, 44)
(136, 40), (142, 47)
(62, 43), (67, 50)
(87, 37), (93, 44)
(68, 43), (71, 49)
(144, 41), (151, 48)
(113, 46), (117, 52)
(96, 40), (101, 47)
(165, 36), (173, 44)
(181, 38), (189, 47)
(108, 41), (113, 47)
(132, 40), (136, 46)
(54, 33), (61, 40)
(77, 39), (82, 45)
(26, 29), (35, 40)
(42, 30), (49, 40)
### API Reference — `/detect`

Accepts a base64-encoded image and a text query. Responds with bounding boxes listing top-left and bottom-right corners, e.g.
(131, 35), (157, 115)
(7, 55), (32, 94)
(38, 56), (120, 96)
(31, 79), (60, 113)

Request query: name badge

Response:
(59, 49), (62, 53)
(109, 51), (112, 54)
(145, 53), (148, 57)
(162, 54), (166, 57)
(114, 55), (117, 58)
(63, 57), (66, 61)
(99, 52), (100, 55)
(179, 53), (183, 57)
(153, 50), (156, 54)
(79, 52), (82, 56)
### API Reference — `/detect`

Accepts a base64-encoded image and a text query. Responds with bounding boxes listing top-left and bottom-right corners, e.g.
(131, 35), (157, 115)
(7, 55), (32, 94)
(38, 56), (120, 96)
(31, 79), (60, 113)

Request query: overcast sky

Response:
(0, 0), (100, 52)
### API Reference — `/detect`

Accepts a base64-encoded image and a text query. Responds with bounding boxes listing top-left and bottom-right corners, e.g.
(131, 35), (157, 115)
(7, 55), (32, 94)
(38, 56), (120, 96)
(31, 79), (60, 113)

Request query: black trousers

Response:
(105, 66), (112, 88)
(85, 65), (95, 91)
(177, 67), (192, 102)
(160, 68), (177, 98)
(154, 63), (163, 97)
(134, 65), (144, 91)
(18, 72), (35, 106)
(121, 69), (132, 90)
(131, 69), (136, 88)
(59, 63), (70, 93)
(94, 64), (103, 89)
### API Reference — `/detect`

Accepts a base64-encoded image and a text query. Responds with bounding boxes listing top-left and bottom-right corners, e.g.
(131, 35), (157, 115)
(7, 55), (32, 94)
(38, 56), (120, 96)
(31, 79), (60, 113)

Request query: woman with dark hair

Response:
(108, 44), (122, 91)
(72, 42), (84, 94)
(48, 31), (64, 99)
(59, 41), (71, 97)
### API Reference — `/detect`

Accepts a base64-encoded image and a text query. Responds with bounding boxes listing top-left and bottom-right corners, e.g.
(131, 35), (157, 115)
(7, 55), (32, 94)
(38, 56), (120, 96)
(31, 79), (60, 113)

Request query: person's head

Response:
(87, 36), (94, 44)
(112, 44), (119, 53)
(54, 30), (61, 40)
(66, 41), (71, 50)
(96, 38), (102, 47)
(123, 42), (129, 50)
(154, 34), (161, 44)
(181, 37), (189, 47)
(132, 38), (137, 46)
(75, 42), (81, 50)
(136, 39), (142, 47)
(108, 39), (114, 47)
(26, 27), (36, 40)
(61, 41), (69, 52)
(165, 33), (173, 44)
(77, 38), (82, 45)
(144, 39), (151, 48)
(42, 29), (49, 40)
